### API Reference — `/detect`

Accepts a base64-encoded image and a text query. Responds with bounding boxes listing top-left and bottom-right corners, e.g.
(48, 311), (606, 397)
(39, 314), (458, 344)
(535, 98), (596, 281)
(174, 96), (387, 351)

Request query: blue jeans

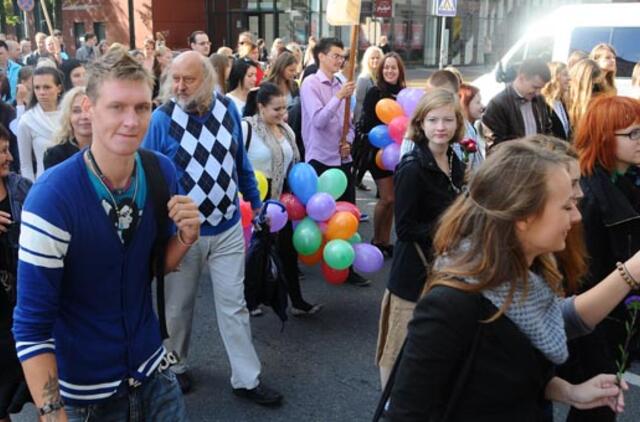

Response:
(65, 370), (187, 422)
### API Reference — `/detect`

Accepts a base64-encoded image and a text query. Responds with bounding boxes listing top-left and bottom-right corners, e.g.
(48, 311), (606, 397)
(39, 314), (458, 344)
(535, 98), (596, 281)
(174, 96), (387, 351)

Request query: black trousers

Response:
(307, 160), (356, 205)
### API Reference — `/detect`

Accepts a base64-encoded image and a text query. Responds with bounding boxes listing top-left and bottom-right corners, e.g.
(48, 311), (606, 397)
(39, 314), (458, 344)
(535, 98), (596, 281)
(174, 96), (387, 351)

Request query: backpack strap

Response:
(138, 149), (171, 340)
(241, 119), (253, 151)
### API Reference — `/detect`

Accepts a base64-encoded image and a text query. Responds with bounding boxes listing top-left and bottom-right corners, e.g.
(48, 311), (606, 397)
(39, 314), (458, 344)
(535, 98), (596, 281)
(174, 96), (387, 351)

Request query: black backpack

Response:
(139, 149), (171, 339)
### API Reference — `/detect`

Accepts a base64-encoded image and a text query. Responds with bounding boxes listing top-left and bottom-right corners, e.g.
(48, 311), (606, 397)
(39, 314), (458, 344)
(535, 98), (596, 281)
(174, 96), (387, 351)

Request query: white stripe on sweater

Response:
(16, 342), (55, 358)
(20, 224), (69, 258)
(59, 379), (122, 391)
(22, 211), (71, 241)
(19, 249), (64, 268)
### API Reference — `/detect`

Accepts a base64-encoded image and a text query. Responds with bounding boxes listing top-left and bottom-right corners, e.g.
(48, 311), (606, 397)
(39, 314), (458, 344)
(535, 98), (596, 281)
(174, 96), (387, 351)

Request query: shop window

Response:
(93, 22), (106, 42)
(73, 22), (85, 49)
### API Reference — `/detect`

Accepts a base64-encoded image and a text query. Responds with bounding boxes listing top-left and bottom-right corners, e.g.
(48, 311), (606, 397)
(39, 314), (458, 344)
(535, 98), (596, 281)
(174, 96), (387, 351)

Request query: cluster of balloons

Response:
(285, 163), (384, 284)
(368, 88), (426, 171)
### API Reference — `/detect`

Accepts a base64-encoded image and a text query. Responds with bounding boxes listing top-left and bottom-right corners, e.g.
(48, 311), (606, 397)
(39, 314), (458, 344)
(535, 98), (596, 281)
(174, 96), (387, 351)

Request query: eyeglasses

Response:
(327, 53), (346, 62)
(615, 128), (640, 141)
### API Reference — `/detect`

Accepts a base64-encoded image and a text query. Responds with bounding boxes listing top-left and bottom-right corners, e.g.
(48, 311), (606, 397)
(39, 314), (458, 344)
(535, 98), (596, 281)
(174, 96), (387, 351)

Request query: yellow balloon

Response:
(255, 171), (268, 201)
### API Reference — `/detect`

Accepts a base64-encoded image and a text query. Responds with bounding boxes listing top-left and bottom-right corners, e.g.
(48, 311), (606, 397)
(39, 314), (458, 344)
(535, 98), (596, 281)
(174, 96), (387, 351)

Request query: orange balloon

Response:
(326, 211), (359, 240)
(299, 242), (325, 266)
(375, 149), (385, 170)
(375, 98), (404, 124)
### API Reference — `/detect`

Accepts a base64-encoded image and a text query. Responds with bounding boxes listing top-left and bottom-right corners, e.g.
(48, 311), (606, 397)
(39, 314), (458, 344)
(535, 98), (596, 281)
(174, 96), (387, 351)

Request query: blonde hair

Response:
(427, 140), (567, 320)
(632, 62), (640, 88)
(589, 43), (617, 93)
(52, 87), (87, 145)
(405, 88), (465, 147)
(85, 50), (154, 103)
(567, 59), (605, 130)
(359, 46), (383, 81)
(541, 62), (568, 108)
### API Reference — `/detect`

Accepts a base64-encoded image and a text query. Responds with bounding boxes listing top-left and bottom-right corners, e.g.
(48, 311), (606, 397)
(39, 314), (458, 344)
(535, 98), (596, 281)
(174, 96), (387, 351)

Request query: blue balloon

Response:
(368, 124), (393, 149)
(288, 163), (318, 205)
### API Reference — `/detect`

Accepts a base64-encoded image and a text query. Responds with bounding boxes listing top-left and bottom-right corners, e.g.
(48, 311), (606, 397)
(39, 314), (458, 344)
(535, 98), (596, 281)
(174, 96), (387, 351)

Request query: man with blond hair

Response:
(13, 50), (200, 420)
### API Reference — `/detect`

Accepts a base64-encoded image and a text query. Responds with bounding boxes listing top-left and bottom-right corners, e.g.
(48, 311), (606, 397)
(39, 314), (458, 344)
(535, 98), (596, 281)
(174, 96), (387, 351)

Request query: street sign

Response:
(17, 0), (35, 12)
(436, 0), (457, 17)
(375, 0), (392, 18)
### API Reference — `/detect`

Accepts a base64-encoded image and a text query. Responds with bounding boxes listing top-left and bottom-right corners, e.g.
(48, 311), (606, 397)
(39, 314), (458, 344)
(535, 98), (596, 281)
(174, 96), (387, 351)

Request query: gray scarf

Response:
(435, 250), (568, 365)
(244, 114), (300, 199)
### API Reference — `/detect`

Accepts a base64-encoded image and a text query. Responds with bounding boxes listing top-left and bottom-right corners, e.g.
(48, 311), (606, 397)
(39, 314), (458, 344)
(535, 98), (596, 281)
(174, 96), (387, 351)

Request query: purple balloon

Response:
(243, 226), (252, 249)
(306, 192), (336, 222)
(381, 143), (401, 171)
(265, 201), (288, 233)
(353, 243), (384, 273)
(397, 88), (425, 118)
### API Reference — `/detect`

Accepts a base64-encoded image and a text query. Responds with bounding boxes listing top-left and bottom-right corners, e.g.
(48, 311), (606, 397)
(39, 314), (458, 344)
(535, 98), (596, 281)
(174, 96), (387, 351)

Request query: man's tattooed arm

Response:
(42, 372), (63, 421)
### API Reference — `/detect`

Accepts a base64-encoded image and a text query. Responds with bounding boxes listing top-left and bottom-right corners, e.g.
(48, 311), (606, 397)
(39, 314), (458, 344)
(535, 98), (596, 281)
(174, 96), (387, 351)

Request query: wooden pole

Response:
(38, 0), (53, 34)
(340, 24), (360, 160)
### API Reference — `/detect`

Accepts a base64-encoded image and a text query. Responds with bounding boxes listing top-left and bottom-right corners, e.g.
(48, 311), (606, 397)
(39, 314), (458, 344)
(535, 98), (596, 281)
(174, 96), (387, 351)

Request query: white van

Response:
(473, 3), (640, 102)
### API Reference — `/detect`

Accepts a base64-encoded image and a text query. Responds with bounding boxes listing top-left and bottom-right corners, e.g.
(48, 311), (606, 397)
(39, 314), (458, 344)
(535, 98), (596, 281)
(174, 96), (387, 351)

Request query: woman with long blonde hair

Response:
(567, 59), (606, 130)
(590, 43), (617, 94)
(43, 87), (91, 169)
(541, 62), (571, 140)
(354, 46), (383, 123)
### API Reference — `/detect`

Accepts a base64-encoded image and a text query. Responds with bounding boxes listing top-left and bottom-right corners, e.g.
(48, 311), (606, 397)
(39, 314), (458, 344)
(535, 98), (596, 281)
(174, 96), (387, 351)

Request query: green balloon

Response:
(318, 168), (348, 200)
(348, 232), (362, 244)
(323, 239), (355, 270)
(293, 217), (323, 256)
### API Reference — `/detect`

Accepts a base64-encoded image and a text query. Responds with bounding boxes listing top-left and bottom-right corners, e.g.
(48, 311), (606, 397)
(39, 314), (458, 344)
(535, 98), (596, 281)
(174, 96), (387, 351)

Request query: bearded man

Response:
(142, 51), (283, 406)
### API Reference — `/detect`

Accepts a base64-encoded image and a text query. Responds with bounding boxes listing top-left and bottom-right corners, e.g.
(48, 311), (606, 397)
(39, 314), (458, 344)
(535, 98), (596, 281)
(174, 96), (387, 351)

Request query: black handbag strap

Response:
(138, 149), (171, 340)
(373, 323), (484, 422)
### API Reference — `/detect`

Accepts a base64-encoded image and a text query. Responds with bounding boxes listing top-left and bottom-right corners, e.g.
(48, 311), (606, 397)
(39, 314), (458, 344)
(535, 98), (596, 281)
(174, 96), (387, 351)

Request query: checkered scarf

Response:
(162, 96), (240, 227)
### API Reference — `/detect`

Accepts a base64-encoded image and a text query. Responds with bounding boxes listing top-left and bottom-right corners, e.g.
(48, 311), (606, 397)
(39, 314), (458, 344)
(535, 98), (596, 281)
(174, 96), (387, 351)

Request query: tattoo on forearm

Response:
(42, 372), (61, 421)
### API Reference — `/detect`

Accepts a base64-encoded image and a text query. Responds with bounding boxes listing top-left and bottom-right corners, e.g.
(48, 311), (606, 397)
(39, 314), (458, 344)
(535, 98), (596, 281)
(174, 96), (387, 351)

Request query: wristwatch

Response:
(39, 400), (64, 416)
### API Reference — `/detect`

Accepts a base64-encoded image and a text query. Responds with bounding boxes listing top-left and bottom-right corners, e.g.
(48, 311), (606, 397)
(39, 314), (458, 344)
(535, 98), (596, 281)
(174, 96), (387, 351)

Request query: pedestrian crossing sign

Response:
(436, 0), (457, 17)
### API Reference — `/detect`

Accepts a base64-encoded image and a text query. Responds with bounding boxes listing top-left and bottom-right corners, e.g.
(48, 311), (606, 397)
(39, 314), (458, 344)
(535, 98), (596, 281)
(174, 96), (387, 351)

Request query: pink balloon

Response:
(335, 201), (361, 221)
(388, 116), (409, 144)
(243, 226), (252, 250)
(381, 143), (401, 171)
(318, 221), (328, 235)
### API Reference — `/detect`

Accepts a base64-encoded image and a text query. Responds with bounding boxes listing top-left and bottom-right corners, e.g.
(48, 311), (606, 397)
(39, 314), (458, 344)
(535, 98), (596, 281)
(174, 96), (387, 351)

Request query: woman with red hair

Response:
(567, 95), (640, 421)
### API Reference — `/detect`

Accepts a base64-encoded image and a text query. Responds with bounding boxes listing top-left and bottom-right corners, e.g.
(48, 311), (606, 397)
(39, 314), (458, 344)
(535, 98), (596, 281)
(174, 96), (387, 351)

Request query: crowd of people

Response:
(0, 25), (639, 422)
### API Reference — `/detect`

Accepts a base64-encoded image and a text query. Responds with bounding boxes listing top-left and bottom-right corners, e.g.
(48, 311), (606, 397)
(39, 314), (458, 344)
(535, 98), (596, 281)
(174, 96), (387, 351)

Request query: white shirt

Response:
(17, 106), (61, 181)
(226, 93), (246, 116)
(243, 122), (294, 178)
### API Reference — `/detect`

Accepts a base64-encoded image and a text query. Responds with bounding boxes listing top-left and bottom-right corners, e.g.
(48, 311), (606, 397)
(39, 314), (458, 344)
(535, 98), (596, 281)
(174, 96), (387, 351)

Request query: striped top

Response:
(12, 150), (177, 405)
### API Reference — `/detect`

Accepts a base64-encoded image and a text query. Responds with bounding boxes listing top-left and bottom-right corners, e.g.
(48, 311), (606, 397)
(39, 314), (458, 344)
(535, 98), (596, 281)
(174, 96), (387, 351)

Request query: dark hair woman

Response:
(226, 58), (259, 116)
(264, 52), (300, 109)
(359, 52), (407, 257)
(241, 83), (320, 316)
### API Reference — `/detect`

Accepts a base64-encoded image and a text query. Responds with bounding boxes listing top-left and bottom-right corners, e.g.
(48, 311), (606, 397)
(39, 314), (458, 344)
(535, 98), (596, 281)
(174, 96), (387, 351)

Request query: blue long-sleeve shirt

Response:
(143, 94), (261, 236)
(12, 151), (177, 405)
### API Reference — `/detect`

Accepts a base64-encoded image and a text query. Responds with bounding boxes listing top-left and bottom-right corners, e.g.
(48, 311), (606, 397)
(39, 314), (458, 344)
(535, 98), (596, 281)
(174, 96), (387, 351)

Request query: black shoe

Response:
(347, 271), (372, 287)
(233, 383), (283, 407)
(175, 371), (193, 394)
(371, 241), (393, 258)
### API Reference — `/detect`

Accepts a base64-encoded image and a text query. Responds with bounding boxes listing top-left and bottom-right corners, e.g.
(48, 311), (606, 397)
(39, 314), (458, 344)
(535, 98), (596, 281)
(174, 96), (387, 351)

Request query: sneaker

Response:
(175, 371), (193, 394)
(250, 307), (264, 317)
(347, 271), (371, 287)
(291, 304), (323, 316)
(233, 383), (283, 407)
(359, 213), (370, 223)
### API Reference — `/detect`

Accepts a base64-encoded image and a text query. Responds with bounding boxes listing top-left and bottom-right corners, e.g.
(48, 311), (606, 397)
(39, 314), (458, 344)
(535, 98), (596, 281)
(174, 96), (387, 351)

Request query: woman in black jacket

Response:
(376, 88), (465, 387)
(360, 52), (406, 256)
(565, 95), (640, 422)
(387, 139), (633, 421)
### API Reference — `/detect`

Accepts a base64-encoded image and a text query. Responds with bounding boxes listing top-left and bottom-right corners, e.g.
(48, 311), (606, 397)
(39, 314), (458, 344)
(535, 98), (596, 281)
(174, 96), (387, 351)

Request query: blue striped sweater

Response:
(12, 150), (177, 405)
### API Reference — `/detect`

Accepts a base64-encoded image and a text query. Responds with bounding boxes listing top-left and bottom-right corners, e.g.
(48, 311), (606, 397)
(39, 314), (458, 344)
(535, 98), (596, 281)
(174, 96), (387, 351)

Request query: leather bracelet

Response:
(616, 261), (640, 290)
(39, 400), (64, 416)
(177, 230), (197, 246)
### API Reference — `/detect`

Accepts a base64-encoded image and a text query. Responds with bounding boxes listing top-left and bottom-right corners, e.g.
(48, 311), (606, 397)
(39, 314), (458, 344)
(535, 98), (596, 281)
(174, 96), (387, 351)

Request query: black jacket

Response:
(482, 84), (553, 146)
(43, 141), (81, 170)
(0, 102), (19, 173)
(387, 143), (465, 302)
(387, 286), (554, 421)
(547, 101), (572, 141)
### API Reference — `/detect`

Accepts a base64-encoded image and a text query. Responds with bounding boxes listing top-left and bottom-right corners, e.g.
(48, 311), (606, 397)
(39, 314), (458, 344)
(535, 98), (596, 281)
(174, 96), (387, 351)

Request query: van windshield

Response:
(570, 27), (640, 77)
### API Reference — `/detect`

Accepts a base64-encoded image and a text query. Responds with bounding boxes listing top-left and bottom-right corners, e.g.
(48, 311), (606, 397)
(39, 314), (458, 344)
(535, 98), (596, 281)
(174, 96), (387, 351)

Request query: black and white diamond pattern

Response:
(168, 97), (239, 227)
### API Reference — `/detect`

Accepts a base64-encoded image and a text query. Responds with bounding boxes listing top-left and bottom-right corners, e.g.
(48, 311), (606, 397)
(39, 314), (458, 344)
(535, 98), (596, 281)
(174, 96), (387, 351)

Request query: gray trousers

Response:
(163, 221), (261, 389)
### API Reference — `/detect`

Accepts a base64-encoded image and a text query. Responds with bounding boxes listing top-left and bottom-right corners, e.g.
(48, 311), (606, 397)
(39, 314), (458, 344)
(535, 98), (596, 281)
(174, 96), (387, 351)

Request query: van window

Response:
(525, 36), (553, 62)
(570, 27), (640, 77)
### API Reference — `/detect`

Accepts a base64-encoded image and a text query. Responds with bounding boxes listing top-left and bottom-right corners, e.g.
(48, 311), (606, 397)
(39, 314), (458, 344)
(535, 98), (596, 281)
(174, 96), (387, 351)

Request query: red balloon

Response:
(240, 199), (253, 228)
(280, 193), (306, 220)
(321, 261), (349, 284)
(335, 201), (361, 221)
(388, 116), (409, 144)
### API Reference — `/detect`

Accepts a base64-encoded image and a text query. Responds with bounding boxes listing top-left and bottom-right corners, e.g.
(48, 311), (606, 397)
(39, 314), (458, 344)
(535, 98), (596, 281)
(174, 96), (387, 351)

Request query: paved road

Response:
(13, 174), (640, 421)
